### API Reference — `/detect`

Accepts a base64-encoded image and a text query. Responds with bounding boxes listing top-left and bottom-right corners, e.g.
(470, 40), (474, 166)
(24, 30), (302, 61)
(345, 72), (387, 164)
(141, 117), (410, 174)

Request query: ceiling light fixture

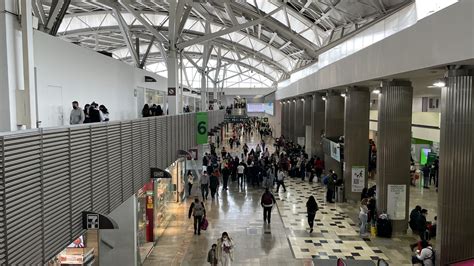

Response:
(433, 81), (445, 87)
(322, 96), (327, 101)
(341, 92), (346, 98)
(373, 89), (381, 94)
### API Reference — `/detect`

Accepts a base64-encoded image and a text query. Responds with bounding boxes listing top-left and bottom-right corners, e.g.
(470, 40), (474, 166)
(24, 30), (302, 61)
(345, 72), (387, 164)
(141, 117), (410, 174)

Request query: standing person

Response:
(188, 198), (206, 235)
(216, 232), (234, 266)
(359, 199), (369, 236)
(207, 244), (218, 266)
(209, 169), (220, 200)
(99, 105), (109, 121)
(263, 166), (274, 189)
(261, 188), (276, 224)
(314, 157), (324, 182)
(70, 101), (85, 124)
(200, 171), (210, 200)
(243, 143), (249, 157)
(417, 209), (429, 241)
(276, 169), (287, 192)
(83, 104), (91, 123)
(255, 144), (262, 158)
(142, 104), (151, 117)
(156, 105), (164, 116)
(326, 170), (336, 203)
(409, 206), (422, 233)
(187, 171), (195, 197)
(89, 102), (103, 122)
(222, 164), (231, 190)
(306, 196), (319, 233)
(422, 164), (431, 188)
(237, 163), (245, 188)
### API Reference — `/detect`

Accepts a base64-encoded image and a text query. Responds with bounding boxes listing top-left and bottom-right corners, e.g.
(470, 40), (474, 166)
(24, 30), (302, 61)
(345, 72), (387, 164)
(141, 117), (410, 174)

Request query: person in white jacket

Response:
(359, 198), (369, 236)
(412, 240), (434, 266)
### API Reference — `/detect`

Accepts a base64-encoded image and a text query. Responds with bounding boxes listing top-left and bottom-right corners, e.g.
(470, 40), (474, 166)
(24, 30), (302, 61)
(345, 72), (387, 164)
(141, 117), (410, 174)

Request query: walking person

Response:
(207, 244), (218, 266)
(187, 171), (194, 197)
(201, 171), (210, 200)
(217, 232), (234, 266)
(326, 170), (336, 203)
(70, 101), (85, 124)
(222, 164), (231, 190)
(306, 196), (319, 233)
(314, 157), (324, 182)
(237, 163), (245, 188)
(275, 169), (287, 192)
(422, 164), (431, 189)
(210, 169), (220, 200)
(188, 198), (206, 235)
(261, 188), (277, 224)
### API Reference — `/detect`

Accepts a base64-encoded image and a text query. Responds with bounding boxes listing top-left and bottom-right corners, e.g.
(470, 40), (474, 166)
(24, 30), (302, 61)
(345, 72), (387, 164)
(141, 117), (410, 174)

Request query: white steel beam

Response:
(176, 5), (283, 49)
(110, 5), (139, 67)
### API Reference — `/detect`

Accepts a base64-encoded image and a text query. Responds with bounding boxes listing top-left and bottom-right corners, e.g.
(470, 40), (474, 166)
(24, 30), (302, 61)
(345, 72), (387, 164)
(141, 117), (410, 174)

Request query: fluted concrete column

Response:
(311, 94), (325, 158)
(303, 96), (312, 155)
(343, 88), (370, 202)
(376, 80), (412, 234)
(295, 98), (305, 143)
(289, 99), (296, 141)
(324, 92), (345, 179)
(281, 101), (287, 138)
(325, 92), (344, 138)
(438, 68), (474, 265)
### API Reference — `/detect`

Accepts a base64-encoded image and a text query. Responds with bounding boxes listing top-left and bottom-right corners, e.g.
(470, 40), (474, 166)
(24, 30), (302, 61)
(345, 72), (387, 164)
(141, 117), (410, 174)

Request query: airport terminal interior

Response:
(1, 0), (474, 265)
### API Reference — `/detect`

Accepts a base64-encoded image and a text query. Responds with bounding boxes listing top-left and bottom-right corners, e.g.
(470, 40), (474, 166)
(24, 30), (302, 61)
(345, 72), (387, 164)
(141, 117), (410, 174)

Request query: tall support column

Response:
(343, 88), (370, 202)
(325, 92), (344, 138)
(295, 98), (304, 144)
(289, 99), (296, 141)
(303, 96), (312, 155)
(281, 101), (287, 138)
(324, 92), (345, 179)
(167, 50), (179, 115)
(311, 94), (325, 158)
(438, 68), (474, 264)
(376, 80), (413, 234)
(200, 70), (207, 111)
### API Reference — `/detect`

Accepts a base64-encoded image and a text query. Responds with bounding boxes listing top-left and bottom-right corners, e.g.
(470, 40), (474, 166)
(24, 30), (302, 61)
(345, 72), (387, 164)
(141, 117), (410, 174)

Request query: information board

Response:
(387, 184), (406, 220)
(351, 166), (365, 192)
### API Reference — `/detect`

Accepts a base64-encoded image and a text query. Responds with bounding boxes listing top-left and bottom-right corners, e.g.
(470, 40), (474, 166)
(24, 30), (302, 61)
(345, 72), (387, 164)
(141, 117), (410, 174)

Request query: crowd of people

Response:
(142, 104), (165, 117)
(69, 101), (110, 124)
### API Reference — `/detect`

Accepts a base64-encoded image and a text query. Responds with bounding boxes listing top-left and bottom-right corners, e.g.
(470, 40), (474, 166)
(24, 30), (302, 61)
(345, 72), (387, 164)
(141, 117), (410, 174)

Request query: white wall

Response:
(34, 31), (167, 127)
(276, 0), (474, 99)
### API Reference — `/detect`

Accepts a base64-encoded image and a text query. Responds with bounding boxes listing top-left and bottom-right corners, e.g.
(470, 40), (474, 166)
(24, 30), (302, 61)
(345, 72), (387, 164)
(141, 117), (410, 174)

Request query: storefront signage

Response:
(351, 166), (365, 192)
(387, 185), (406, 220)
(196, 112), (208, 144)
(150, 168), (172, 179)
(82, 211), (119, 230)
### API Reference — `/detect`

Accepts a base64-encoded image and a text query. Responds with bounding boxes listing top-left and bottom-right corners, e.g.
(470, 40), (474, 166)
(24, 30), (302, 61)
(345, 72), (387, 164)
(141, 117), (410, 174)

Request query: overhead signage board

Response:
(196, 112), (208, 144)
(150, 168), (172, 179)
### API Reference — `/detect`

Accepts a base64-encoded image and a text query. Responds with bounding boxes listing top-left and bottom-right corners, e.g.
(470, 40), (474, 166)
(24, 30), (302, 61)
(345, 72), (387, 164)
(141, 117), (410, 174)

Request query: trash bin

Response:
(335, 185), (344, 202)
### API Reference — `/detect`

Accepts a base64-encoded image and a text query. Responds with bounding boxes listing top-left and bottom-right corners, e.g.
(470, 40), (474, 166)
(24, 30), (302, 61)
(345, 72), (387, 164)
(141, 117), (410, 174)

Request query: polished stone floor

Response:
(144, 127), (438, 265)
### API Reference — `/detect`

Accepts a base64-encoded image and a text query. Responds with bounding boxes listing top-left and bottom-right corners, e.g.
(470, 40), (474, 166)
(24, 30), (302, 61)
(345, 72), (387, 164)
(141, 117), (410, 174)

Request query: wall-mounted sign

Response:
(145, 76), (156, 82)
(330, 141), (341, 162)
(82, 211), (118, 230)
(150, 168), (172, 179)
(387, 184), (406, 220)
(351, 166), (365, 192)
(168, 87), (176, 96)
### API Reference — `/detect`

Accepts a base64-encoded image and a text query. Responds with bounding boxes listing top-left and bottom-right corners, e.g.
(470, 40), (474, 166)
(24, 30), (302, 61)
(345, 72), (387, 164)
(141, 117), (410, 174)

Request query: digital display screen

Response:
(264, 102), (274, 116)
(247, 103), (265, 113)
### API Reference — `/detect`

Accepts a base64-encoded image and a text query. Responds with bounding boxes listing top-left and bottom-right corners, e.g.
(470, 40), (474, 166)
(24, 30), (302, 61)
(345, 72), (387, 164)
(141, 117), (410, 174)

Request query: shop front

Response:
(48, 231), (98, 265)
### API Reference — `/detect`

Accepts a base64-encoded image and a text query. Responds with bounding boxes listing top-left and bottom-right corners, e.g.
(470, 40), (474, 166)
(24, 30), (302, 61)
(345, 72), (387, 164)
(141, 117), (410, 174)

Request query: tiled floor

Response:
(144, 127), (437, 265)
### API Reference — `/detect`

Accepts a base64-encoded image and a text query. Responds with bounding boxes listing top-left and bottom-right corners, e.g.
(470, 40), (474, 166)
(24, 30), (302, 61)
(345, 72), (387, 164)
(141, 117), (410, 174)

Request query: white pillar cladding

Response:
(438, 67), (474, 265)
(295, 97), (305, 144)
(343, 88), (370, 202)
(166, 0), (178, 115)
(311, 94), (325, 158)
(376, 80), (413, 234)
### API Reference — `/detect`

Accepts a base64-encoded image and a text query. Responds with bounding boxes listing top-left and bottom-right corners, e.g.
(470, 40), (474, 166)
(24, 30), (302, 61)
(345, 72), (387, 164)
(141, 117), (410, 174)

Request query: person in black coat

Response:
(306, 196), (319, 233)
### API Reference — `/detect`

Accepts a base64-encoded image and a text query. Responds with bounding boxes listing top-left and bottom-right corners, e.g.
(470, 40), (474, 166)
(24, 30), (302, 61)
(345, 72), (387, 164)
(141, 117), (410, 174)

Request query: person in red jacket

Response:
(314, 157), (324, 182)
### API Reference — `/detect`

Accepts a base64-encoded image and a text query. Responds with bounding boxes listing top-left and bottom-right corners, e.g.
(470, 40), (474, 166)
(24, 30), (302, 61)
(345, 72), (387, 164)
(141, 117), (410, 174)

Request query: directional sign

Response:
(196, 112), (208, 144)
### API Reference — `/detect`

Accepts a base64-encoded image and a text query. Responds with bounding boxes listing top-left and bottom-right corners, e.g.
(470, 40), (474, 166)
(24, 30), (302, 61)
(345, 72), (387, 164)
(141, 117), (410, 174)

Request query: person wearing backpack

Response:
(188, 198), (206, 235)
(261, 188), (277, 224)
(411, 240), (435, 266)
(306, 196), (319, 233)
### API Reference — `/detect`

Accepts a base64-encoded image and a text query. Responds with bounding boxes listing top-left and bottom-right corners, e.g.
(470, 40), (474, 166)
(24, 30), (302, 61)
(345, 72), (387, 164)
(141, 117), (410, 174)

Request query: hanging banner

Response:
(351, 166), (365, 192)
(196, 112), (208, 144)
(387, 184), (407, 220)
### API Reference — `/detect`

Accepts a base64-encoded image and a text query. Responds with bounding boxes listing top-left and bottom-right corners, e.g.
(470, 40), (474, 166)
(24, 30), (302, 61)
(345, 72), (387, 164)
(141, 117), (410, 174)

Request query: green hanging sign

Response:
(196, 112), (208, 144)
